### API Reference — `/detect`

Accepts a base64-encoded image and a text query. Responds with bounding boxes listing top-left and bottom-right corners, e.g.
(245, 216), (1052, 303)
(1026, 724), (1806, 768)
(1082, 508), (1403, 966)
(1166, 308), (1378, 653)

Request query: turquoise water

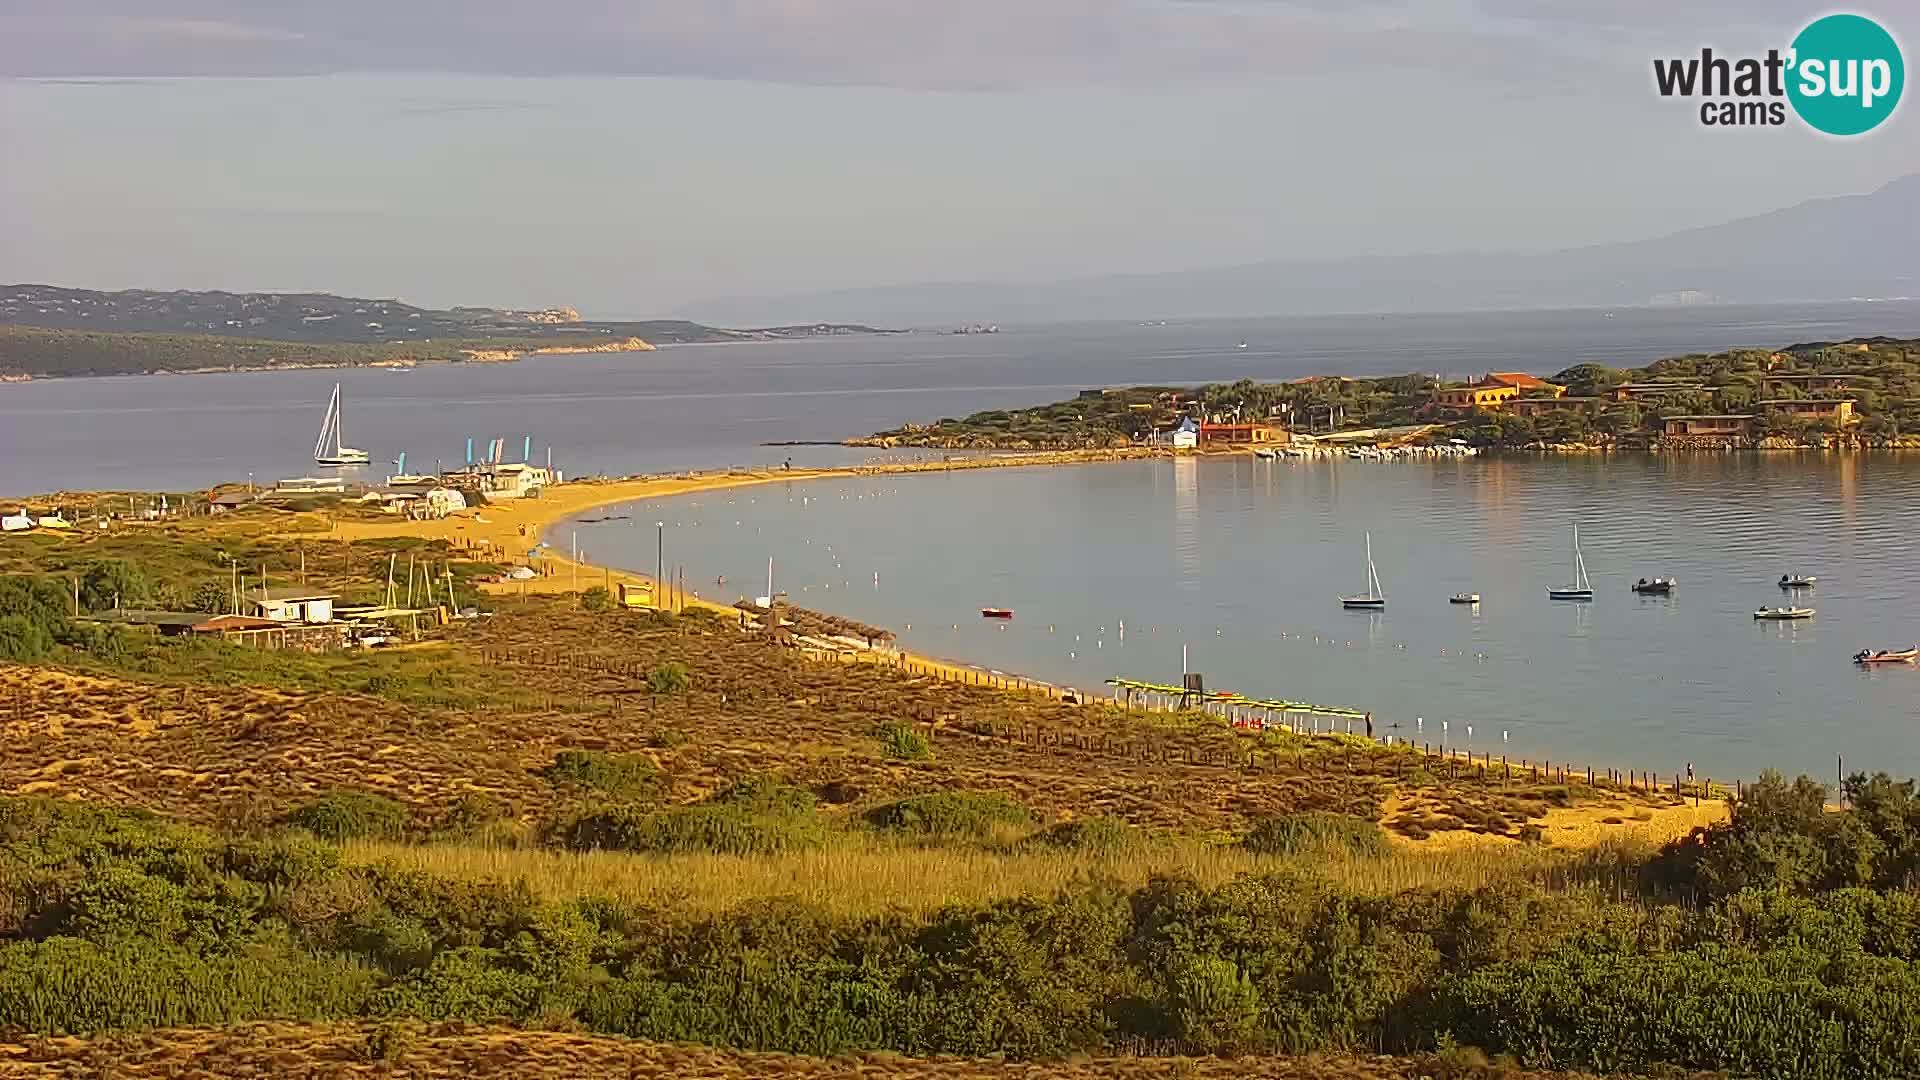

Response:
(565, 453), (1920, 784)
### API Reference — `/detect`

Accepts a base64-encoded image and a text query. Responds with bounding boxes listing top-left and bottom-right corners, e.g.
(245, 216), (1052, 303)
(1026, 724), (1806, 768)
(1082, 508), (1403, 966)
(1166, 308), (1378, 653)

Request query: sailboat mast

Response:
(331, 383), (344, 455)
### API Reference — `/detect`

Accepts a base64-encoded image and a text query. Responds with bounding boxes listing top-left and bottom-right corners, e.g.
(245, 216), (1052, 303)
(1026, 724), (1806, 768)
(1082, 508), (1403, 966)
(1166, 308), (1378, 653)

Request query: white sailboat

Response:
(313, 383), (370, 466)
(1548, 522), (1594, 600)
(1340, 532), (1386, 609)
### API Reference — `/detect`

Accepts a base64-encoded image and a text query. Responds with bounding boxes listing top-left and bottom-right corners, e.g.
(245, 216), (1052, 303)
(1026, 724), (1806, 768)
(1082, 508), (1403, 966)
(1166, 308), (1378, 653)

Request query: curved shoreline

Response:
(323, 450), (1162, 696)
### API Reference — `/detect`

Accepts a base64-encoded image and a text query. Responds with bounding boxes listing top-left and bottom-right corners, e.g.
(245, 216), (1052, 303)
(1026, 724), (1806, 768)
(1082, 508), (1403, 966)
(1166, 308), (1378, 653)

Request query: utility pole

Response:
(656, 522), (665, 602)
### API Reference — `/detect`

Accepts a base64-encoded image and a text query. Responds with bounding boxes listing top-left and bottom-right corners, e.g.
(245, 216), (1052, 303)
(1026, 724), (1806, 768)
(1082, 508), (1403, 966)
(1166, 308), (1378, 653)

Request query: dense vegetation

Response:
(0, 774), (1915, 1077)
(7, 508), (1920, 1075)
(864, 336), (1920, 449)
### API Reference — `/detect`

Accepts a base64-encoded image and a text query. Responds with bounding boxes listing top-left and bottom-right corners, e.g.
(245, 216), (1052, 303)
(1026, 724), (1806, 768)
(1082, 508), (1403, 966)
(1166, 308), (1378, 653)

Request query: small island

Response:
(856, 336), (1920, 452)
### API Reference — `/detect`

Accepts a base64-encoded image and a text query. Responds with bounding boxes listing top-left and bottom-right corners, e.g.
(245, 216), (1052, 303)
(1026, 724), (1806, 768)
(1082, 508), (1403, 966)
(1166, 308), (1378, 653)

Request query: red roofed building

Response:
(1433, 372), (1567, 410)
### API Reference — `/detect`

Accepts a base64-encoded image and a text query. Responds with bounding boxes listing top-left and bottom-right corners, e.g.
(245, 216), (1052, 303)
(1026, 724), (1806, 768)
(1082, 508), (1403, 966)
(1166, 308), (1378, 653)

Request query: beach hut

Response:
(1172, 417), (1199, 450)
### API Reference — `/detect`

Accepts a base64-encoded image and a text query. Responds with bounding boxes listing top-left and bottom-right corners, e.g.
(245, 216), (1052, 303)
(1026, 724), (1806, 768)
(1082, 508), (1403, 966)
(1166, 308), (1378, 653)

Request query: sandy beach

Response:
(315, 448), (1163, 695)
(304, 449), (1738, 843)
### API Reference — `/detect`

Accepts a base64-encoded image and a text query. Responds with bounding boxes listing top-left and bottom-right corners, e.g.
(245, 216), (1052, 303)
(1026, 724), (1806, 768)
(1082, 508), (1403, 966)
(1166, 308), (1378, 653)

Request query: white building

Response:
(248, 588), (337, 624)
(1171, 417), (1199, 450)
(452, 462), (553, 500)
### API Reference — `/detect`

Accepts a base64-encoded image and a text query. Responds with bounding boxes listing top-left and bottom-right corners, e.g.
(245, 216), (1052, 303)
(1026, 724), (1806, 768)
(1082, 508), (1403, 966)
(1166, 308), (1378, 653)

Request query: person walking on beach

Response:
(1365, 712), (1374, 740)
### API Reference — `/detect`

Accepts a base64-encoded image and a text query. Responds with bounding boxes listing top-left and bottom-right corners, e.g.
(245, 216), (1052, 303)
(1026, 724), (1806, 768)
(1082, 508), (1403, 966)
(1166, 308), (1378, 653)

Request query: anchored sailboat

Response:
(1340, 532), (1387, 609)
(313, 383), (369, 466)
(1548, 522), (1594, 600)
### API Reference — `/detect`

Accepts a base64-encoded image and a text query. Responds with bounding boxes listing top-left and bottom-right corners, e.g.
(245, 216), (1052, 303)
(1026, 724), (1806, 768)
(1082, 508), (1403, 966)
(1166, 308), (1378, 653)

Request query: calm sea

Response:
(567, 452), (1920, 785)
(7, 301), (1920, 781)
(3, 301), (1916, 494)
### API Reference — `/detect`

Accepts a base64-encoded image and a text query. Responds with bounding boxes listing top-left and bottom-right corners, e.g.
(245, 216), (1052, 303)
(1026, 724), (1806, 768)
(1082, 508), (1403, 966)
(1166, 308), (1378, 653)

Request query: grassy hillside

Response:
(3, 504), (1919, 1076)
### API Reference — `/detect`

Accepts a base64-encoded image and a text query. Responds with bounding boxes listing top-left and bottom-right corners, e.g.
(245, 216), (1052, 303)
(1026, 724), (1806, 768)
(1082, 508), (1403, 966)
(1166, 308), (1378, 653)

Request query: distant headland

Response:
(857, 336), (1920, 453)
(0, 284), (900, 379)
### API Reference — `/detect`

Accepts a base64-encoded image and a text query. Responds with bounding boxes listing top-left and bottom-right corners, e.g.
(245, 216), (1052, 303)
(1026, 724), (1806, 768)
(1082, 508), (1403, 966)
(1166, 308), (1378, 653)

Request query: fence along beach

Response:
(311, 453), (1788, 814)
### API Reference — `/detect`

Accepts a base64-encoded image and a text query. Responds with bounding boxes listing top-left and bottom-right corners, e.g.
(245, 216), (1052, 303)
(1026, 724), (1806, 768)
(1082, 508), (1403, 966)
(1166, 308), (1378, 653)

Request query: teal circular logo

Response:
(1787, 14), (1904, 135)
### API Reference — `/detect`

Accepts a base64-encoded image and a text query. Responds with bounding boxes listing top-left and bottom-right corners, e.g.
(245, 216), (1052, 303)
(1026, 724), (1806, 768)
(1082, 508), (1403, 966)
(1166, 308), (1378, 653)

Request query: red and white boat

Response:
(980, 608), (1014, 619)
(1854, 646), (1918, 664)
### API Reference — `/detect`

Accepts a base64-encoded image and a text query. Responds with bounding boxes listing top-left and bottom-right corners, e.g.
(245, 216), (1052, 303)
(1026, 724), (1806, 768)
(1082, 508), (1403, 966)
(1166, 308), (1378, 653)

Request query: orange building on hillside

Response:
(1432, 372), (1566, 410)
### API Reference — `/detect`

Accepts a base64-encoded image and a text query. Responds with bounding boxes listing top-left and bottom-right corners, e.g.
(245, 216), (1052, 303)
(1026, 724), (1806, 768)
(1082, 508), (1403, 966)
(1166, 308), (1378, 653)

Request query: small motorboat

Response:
(1631, 577), (1675, 595)
(1449, 593), (1480, 604)
(1252, 447), (1277, 459)
(980, 608), (1014, 619)
(1755, 606), (1815, 620)
(1855, 646), (1919, 664)
(1779, 574), (1817, 589)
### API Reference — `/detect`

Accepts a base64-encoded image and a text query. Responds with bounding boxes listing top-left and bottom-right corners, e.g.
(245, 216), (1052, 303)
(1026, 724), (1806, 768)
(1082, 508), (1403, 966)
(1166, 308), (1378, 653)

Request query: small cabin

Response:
(617, 581), (655, 609)
(1171, 417), (1199, 449)
(247, 588), (338, 624)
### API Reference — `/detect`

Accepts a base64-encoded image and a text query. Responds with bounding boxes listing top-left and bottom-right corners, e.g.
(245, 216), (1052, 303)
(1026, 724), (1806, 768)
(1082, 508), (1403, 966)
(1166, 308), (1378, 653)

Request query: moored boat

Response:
(313, 383), (370, 466)
(1779, 573), (1816, 589)
(980, 608), (1014, 619)
(1548, 522), (1594, 600)
(1755, 606), (1815, 620)
(1449, 592), (1480, 604)
(1339, 533), (1387, 609)
(1631, 577), (1675, 595)
(1854, 646), (1918, 664)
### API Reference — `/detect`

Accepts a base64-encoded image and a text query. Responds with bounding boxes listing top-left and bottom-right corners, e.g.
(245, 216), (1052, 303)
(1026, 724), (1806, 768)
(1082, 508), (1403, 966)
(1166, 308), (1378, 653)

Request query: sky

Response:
(1, 1), (1916, 319)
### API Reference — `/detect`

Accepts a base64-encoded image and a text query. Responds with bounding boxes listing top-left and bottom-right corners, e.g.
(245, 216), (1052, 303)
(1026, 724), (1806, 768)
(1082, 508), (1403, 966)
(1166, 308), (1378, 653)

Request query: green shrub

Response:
(77, 560), (147, 612)
(1241, 812), (1391, 858)
(557, 803), (825, 856)
(1163, 954), (1262, 1053)
(1023, 816), (1146, 854)
(544, 750), (658, 800)
(647, 662), (690, 695)
(369, 946), (543, 1023)
(579, 586), (611, 612)
(556, 779), (824, 855)
(430, 793), (520, 846)
(874, 722), (932, 762)
(866, 791), (1033, 840)
(283, 791), (409, 842)
(0, 937), (375, 1034)
(0, 615), (52, 662)
(191, 579), (231, 615)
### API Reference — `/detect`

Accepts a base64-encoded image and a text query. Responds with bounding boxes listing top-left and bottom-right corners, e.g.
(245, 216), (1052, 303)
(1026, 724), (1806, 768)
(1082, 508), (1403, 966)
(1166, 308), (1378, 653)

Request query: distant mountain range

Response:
(677, 174), (1920, 327)
(0, 285), (892, 347)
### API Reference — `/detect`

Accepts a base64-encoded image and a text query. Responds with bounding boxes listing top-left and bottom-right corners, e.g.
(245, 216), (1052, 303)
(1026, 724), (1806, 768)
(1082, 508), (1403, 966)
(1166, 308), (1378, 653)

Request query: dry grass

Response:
(345, 832), (1644, 916)
(0, 589), (1715, 851)
(4, 505), (1719, 857)
(0, 1023), (1617, 1079)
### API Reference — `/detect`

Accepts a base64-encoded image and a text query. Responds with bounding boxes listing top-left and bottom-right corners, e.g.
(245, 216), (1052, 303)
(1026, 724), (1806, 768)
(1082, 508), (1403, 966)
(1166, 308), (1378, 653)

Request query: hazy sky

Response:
(1, 1), (1915, 317)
